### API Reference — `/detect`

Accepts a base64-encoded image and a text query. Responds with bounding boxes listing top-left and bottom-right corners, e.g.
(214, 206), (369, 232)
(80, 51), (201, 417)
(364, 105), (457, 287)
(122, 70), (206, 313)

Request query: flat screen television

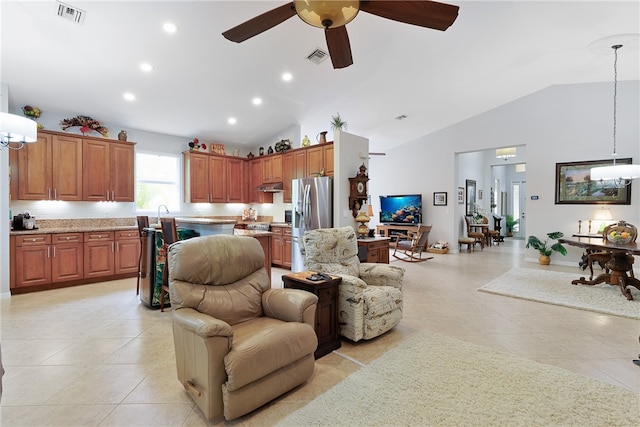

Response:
(379, 194), (422, 224)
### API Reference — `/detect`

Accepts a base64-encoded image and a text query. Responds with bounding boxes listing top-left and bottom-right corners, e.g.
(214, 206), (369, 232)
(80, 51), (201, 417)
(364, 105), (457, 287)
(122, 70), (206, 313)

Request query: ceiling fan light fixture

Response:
(294, 0), (359, 29)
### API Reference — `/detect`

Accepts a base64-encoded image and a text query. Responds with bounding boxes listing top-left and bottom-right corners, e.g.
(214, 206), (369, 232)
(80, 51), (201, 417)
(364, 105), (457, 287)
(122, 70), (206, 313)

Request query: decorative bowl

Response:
(606, 232), (633, 244)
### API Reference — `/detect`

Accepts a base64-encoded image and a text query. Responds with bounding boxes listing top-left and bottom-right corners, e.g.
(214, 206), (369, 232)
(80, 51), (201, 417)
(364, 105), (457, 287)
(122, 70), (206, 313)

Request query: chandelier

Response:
(0, 112), (37, 150)
(590, 44), (640, 183)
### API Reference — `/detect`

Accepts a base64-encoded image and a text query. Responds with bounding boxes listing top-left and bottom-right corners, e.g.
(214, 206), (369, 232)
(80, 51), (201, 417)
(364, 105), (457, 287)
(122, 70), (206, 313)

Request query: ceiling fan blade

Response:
(360, 0), (459, 31)
(325, 26), (353, 69)
(222, 3), (296, 43)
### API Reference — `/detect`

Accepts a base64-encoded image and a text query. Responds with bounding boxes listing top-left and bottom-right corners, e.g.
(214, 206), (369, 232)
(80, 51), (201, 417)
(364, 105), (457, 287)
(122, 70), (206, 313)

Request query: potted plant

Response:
(330, 112), (347, 132)
(526, 231), (567, 265)
(505, 214), (518, 237)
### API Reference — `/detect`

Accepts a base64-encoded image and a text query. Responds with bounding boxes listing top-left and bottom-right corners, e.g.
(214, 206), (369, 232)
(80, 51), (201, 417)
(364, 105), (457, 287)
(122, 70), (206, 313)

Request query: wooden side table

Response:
(282, 271), (341, 359)
(357, 237), (391, 263)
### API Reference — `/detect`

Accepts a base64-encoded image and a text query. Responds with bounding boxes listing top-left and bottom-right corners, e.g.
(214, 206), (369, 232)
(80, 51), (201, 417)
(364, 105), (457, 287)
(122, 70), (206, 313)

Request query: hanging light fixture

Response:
(0, 112), (38, 150)
(496, 147), (516, 161)
(590, 44), (640, 183)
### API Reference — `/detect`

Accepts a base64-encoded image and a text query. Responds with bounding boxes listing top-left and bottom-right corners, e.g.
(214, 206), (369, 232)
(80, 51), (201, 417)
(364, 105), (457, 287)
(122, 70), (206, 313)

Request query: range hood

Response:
(257, 182), (283, 192)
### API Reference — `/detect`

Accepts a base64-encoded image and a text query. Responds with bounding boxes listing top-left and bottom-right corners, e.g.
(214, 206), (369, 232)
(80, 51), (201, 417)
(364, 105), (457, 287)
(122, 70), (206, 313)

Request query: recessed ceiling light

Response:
(139, 63), (153, 72)
(163, 22), (177, 33)
(228, 117), (237, 125)
(252, 97), (262, 106)
(123, 92), (136, 101)
(282, 72), (293, 82)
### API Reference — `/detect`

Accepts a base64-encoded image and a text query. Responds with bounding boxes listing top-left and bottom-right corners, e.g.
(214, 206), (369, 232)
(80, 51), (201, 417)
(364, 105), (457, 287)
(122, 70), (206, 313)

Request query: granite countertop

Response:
(234, 229), (273, 236)
(10, 225), (137, 236)
(269, 222), (292, 228)
(175, 217), (237, 225)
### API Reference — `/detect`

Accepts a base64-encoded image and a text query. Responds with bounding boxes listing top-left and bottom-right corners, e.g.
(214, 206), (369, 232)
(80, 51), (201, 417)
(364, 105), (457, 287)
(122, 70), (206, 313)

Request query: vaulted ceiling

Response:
(2, 1), (638, 152)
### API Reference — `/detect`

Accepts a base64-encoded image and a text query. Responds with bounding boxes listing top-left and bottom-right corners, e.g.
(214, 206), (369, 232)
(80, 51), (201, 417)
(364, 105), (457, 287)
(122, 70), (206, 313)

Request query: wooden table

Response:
(357, 237), (391, 263)
(282, 271), (342, 359)
(558, 236), (640, 300)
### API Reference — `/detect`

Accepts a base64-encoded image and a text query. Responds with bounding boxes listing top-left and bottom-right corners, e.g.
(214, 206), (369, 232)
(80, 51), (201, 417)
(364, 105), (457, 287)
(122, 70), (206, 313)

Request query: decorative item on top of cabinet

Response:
(317, 131), (328, 144)
(60, 115), (109, 137)
(302, 135), (310, 147)
(118, 130), (127, 141)
(348, 163), (369, 217)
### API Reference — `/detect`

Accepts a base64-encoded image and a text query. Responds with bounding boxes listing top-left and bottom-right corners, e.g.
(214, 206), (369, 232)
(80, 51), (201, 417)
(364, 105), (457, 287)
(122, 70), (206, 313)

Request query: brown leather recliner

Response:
(167, 235), (318, 421)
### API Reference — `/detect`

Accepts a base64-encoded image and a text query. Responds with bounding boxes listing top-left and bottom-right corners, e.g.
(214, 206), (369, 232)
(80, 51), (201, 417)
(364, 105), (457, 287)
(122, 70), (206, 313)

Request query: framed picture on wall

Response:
(433, 192), (447, 206)
(555, 159), (632, 204)
(465, 179), (476, 215)
(457, 187), (464, 204)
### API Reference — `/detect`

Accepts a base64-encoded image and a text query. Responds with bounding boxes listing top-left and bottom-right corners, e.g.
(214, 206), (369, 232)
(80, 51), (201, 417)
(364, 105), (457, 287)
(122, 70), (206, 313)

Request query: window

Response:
(136, 152), (180, 212)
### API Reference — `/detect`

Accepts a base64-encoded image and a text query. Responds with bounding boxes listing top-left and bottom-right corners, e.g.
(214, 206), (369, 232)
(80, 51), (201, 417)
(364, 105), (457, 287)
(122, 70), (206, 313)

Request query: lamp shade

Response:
(593, 207), (613, 221)
(0, 112), (37, 143)
(590, 164), (640, 180)
(294, 0), (359, 28)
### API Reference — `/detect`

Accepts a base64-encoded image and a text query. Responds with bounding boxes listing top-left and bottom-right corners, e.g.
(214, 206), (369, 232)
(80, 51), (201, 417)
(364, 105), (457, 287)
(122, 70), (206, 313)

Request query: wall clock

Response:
(348, 163), (369, 217)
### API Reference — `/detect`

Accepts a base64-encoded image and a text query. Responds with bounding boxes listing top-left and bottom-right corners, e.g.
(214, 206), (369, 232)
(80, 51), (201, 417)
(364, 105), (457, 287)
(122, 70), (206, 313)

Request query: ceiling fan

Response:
(222, 1), (459, 69)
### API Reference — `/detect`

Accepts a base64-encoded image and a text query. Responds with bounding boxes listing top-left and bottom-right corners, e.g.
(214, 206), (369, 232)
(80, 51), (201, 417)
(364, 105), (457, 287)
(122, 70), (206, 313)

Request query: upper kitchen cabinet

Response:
(183, 151), (229, 203)
(83, 139), (135, 202)
(282, 150), (307, 203)
(262, 153), (283, 183)
(227, 157), (246, 203)
(17, 131), (83, 200)
(307, 143), (334, 177)
(249, 158), (273, 204)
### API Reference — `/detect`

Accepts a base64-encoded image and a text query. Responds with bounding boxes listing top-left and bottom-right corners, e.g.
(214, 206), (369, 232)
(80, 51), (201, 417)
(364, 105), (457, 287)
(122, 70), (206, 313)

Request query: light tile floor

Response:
(1, 240), (638, 426)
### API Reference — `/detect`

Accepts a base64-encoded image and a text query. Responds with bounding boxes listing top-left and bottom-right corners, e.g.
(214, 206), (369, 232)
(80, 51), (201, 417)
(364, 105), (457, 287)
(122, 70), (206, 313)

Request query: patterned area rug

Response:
(477, 267), (640, 319)
(278, 331), (639, 426)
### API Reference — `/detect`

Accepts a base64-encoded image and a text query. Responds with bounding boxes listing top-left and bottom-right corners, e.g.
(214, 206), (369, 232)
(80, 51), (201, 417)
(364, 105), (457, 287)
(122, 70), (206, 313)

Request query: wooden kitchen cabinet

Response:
(282, 150), (307, 203)
(83, 231), (115, 279)
(271, 225), (292, 269)
(306, 143), (334, 177)
(17, 131), (83, 201)
(115, 230), (140, 274)
(83, 139), (134, 202)
(249, 158), (273, 203)
(13, 234), (52, 288)
(262, 153), (283, 183)
(51, 233), (84, 283)
(227, 157), (246, 203)
(183, 151), (230, 203)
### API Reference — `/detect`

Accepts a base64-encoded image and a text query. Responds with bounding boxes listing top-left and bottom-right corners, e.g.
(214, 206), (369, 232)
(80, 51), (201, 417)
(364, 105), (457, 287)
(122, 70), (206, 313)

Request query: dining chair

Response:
(160, 217), (178, 312)
(136, 215), (149, 295)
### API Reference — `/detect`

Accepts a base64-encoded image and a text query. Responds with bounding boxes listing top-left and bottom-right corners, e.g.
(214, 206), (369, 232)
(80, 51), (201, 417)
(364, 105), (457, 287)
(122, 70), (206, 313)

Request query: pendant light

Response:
(590, 44), (640, 183)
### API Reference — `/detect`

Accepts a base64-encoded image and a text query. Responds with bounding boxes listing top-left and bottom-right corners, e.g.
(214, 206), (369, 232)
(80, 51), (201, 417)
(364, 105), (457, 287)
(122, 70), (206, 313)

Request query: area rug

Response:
(278, 331), (639, 427)
(477, 267), (640, 319)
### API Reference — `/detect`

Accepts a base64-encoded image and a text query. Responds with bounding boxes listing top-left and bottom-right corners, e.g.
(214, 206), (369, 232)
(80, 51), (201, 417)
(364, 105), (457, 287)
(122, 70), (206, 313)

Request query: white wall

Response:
(370, 81), (640, 264)
(1, 83), (10, 295)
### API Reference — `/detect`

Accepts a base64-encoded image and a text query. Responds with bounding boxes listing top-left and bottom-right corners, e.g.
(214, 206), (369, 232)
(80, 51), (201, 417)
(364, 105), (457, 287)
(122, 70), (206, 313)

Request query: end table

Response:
(282, 271), (341, 359)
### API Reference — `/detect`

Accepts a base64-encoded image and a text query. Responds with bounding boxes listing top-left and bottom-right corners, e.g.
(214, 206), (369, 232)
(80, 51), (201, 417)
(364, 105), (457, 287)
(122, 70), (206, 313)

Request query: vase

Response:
(538, 254), (550, 265)
(317, 131), (328, 144)
(118, 130), (127, 141)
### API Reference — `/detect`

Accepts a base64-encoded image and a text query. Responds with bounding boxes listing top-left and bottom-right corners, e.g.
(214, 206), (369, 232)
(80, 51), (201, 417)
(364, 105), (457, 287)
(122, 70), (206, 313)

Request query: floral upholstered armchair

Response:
(302, 226), (405, 342)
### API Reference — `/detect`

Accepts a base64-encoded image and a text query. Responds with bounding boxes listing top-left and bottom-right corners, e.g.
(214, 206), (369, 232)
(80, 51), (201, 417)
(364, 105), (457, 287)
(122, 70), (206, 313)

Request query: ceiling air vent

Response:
(306, 48), (329, 65)
(56, 1), (85, 25)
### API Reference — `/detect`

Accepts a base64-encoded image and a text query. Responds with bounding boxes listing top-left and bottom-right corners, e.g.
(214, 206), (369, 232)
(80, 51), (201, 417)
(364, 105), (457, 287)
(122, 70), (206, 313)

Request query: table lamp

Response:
(593, 206), (613, 233)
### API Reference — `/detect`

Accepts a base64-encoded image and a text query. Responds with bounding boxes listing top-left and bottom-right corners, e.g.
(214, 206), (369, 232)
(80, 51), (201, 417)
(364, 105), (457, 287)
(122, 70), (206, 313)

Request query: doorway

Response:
(511, 180), (526, 239)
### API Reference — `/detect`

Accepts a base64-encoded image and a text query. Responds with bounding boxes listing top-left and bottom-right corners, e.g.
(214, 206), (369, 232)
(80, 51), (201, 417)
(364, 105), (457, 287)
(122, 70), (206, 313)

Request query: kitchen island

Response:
(174, 217), (236, 236)
(234, 229), (273, 279)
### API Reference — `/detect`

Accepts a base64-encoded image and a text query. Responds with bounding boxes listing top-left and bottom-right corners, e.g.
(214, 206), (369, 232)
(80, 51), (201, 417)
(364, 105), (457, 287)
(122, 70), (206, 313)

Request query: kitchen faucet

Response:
(157, 204), (169, 225)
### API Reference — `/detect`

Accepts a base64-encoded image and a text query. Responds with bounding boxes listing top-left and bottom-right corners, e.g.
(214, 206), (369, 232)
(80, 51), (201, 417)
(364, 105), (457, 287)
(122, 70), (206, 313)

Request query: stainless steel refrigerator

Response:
(291, 176), (333, 272)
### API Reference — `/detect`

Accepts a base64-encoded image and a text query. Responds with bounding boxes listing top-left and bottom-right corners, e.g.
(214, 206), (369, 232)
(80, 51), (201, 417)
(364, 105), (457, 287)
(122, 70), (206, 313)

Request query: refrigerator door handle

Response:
(303, 184), (311, 230)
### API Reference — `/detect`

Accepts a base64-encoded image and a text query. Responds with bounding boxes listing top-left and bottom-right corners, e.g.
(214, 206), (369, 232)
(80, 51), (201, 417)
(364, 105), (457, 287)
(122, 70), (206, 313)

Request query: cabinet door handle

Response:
(54, 188), (57, 200)
(48, 188), (51, 199)
(47, 247), (51, 258)
(53, 246), (56, 258)
(111, 190), (114, 200)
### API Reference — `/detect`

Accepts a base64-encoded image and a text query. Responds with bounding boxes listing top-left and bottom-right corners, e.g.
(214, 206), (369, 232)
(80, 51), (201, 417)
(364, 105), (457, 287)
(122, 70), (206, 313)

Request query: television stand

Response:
(376, 224), (419, 246)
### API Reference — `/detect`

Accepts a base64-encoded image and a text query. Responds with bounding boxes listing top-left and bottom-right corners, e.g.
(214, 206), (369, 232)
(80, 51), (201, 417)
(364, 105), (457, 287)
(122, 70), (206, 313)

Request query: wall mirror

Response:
(465, 179), (476, 216)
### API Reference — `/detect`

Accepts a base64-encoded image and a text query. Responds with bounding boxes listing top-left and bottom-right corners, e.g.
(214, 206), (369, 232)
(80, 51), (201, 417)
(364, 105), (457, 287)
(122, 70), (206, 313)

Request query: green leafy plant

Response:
(526, 232), (567, 257)
(330, 112), (347, 131)
(505, 214), (518, 231)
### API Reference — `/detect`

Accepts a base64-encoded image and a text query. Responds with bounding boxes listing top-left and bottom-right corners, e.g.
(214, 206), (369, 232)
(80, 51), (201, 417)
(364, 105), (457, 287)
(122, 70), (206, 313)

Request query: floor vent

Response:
(306, 48), (329, 65)
(56, 1), (85, 25)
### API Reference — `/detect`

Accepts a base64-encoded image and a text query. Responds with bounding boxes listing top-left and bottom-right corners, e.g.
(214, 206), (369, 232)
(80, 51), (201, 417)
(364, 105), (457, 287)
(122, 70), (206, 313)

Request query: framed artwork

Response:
(555, 159), (632, 205)
(433, 192), (447, 206)
(457, 187), (464, 204)
(465, 179), (476, 215)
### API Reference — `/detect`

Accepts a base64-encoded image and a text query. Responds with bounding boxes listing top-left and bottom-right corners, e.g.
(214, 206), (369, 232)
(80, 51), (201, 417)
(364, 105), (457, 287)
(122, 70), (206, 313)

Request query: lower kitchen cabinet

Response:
(83, 231), (115, 279)
(271, 225), (292, 269)
(10, 229), (140, 294)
